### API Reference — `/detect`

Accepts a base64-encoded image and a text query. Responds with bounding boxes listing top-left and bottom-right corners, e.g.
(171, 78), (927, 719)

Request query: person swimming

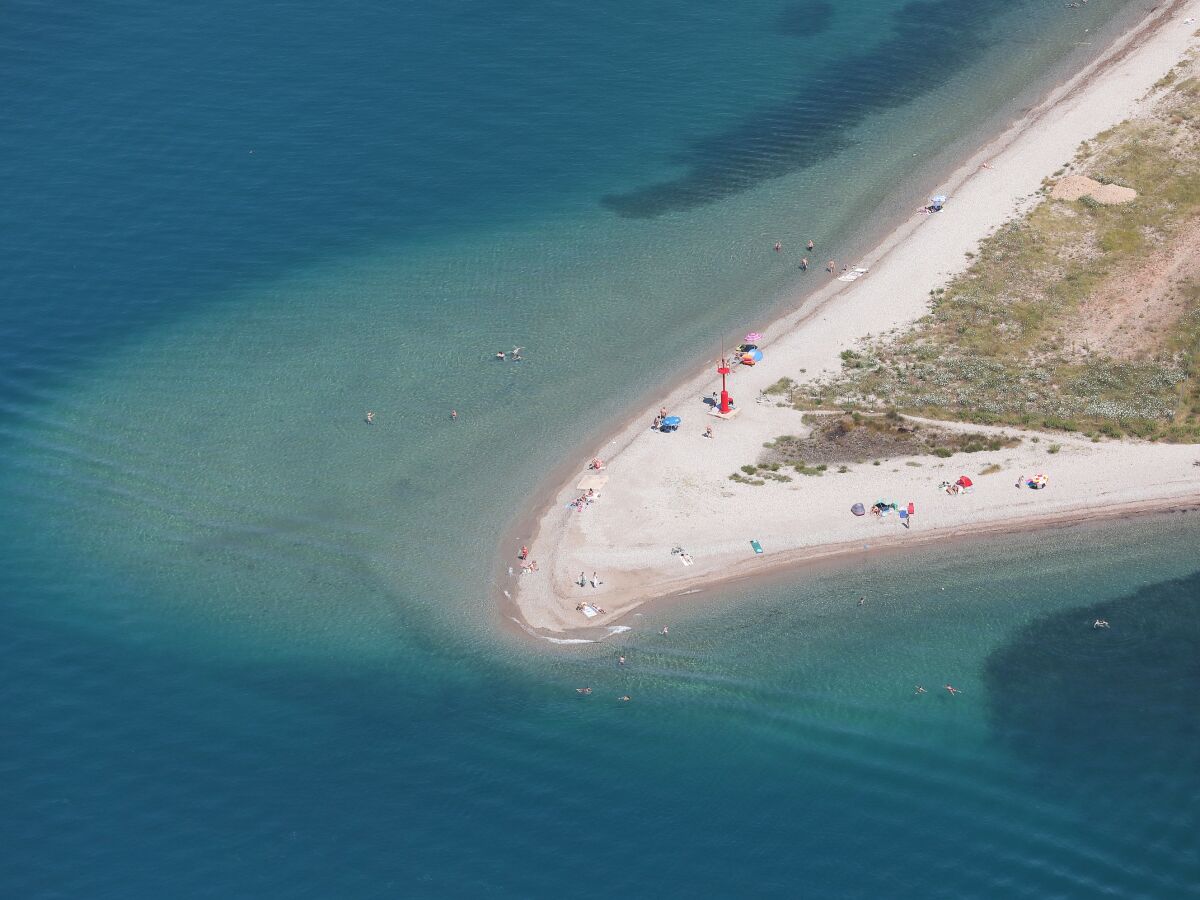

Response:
(618, 695), (631, 702)
(365, 411), (375, 424)
(944, 684), (960, 696)
(576, 687), (592, 695)
(660, 626), (669, 636)
(1093, 619), (1110, 629)
(495, 351), (506, 360)
(914, 685), (927, 695)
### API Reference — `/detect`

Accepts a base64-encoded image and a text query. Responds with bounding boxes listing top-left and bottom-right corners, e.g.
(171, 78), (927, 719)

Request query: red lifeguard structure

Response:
(717, 357), (733, 414)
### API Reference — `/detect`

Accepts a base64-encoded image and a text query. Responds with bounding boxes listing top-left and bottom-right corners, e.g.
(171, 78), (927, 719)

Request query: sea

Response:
(2, 0), (1197, 896)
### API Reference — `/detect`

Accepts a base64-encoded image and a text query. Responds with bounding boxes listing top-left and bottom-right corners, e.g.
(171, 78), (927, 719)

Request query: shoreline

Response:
(501, 499), (1200, 646)
(499, 0), (1200, 638)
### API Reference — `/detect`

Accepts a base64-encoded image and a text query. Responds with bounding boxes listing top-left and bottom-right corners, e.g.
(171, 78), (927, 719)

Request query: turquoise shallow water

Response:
(3, 0), (1197, 896)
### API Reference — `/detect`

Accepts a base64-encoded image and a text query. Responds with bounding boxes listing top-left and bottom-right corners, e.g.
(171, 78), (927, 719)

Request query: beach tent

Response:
(660, 415), (681, 432)
(931, 194), (947, 210)
(956, 475), (973, 488)
(851, 502), (866, 517)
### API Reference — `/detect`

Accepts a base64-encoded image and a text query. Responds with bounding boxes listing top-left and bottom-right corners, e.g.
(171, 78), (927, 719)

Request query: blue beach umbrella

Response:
(931, 194), (947, 206)
(661, 416), (681, 427)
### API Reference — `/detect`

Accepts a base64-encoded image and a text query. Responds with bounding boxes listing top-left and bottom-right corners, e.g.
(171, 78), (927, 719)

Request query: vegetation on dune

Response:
(786, 65), (1200, 443)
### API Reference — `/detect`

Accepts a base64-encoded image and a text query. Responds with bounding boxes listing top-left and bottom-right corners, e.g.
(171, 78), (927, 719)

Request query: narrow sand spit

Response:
(507, 2), (1200, 635)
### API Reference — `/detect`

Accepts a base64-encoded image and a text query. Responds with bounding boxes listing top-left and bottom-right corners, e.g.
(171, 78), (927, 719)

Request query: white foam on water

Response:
(509, 616), (597, 644)
(605, 625), (632, 634)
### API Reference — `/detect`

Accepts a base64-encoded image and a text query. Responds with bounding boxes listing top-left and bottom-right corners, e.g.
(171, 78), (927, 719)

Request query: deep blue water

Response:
(4, 0), (1197, 897)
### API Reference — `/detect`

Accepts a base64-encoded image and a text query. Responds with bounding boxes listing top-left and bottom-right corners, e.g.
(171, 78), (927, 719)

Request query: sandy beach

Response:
(508, 1), (1200, 636)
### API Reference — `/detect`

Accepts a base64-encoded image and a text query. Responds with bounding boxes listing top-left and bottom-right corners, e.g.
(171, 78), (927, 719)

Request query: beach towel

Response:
(836, 266), (869, 282)
(750, 540), (764, 555)
(581, 604), (598, 618)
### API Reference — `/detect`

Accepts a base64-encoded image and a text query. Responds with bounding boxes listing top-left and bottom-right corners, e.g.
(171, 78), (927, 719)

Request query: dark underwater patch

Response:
(602, 0), (1020, 218)
(983, 571), (1200, 782)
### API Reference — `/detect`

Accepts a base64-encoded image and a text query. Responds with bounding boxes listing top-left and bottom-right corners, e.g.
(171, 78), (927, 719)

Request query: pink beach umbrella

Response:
(744, 332), (763, 343)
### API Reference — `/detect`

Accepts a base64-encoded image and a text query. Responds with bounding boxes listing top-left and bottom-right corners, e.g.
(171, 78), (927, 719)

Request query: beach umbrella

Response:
(744, 332), (763, 343)
(851, 502), (866, 517)
(661, 415), (681, 427)
(745, 348), (763, 362)
(931, 195), (947, 206)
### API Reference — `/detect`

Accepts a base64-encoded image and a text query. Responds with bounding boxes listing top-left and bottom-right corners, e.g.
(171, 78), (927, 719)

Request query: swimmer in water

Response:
(807, 239), (814, 251)
(660, 626), (669, 636)
(618, 655), (626, 666)
(774, 241), (782, 253)
(858, 596), (866, 607)
(618, 695), (631, 702)
(944, 684), (960, 696)
(576, 687), (592, 695)
(1093, 619), (1110, 629)
(365, 411), (375, 424)
(495, 351), (506, 360)
(800, 257), (808, 271)
(451, 409), (458, 422)
(914, 685), (927, 695)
